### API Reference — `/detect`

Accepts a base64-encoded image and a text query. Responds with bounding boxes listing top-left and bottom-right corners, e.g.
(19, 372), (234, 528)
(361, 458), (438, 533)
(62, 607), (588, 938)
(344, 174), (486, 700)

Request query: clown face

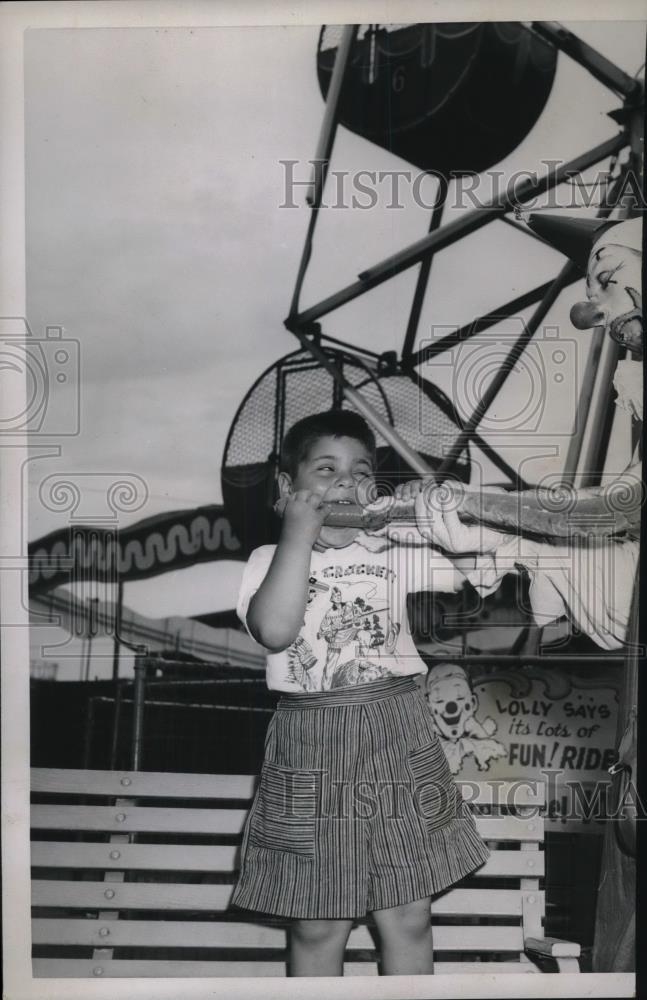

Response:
(570, 241), (642, 358)
(426, 671), (478, 740)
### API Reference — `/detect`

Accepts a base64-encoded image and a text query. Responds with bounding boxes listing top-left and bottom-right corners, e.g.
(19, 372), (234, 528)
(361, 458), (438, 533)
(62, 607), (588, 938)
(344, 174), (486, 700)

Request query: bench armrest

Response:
(525, 936), (581, 958)
(525, 937), (582, 974)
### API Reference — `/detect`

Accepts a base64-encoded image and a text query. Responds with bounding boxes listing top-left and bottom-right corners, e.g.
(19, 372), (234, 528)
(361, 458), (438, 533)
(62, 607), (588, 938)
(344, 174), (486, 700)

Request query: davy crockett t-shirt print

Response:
(237, 535), (463, 693)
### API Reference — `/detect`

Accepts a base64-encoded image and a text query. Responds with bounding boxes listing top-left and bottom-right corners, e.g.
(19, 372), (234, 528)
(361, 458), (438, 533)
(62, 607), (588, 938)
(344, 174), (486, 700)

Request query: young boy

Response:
(230, 410), (491, 977)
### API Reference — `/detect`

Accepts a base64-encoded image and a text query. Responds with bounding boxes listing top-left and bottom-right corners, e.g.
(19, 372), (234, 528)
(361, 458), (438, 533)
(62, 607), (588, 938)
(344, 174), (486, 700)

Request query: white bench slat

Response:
(31, 918), (360, 949)
(31, 841), (544, 879)
(32, 918), (287, 949)
(31, 918), (524, 953)
(31, 806), (541, 841)
(31, 805), (247, 835)
(32, 880), (536, 918)
(479, 851), (544, 878)
(476, 816), (543, 842)
(32, 959), (541, 977)
(435, 925), (524, 952)
(433, 889), (531, 916)
(457, 781), (544, 807)
(33, 958), (538, 979)
(32, 880), (232, 911)
(31, 842), (238, 871)
(436, 962), (538, 973)
(31, 769), (257, 800)
(33, 959), (293, 977)
(31, 769), (544, 808)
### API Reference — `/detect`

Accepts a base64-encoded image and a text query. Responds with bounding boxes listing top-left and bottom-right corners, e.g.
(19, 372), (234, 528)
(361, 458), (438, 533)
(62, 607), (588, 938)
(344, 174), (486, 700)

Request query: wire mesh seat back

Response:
(221, 346), (470, 553)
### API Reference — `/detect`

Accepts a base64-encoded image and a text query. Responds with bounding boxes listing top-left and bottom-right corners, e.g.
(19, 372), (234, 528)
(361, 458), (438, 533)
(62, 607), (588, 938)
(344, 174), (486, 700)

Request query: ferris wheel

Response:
(221, 21), (644, 553)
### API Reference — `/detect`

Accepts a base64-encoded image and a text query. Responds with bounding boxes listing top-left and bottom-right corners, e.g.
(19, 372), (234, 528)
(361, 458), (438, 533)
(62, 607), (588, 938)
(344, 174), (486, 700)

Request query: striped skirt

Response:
(230, 676), (490, 920)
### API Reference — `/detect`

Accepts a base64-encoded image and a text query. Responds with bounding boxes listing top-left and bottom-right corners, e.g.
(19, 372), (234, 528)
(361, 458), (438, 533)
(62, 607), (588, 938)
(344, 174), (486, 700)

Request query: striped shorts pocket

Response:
(407, 740), (458, 831)
(248, 760), (321, 857)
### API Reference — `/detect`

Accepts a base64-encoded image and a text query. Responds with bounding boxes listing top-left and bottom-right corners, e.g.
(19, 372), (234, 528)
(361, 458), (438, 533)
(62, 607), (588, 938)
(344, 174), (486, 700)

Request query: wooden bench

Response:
(30, 767), (581, 977)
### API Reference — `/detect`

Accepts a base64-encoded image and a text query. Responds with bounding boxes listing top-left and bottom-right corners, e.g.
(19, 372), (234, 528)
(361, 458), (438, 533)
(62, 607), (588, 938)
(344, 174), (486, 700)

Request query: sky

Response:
(24, 19), (645, 628)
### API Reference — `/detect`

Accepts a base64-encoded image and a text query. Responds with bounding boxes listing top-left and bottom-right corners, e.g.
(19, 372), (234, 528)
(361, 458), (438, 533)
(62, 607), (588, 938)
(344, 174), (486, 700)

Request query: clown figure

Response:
(569, 216), (643, 359)
(424, 663), (506, 774)
(528, 213), (642, 447)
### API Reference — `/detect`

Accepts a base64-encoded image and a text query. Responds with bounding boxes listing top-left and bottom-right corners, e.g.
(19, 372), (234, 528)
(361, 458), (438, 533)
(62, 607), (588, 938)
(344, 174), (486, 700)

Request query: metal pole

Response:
(577, 339), (623, 487)
(131, 645), (148, 771)
(307, 25), (358, 206)
(289, 25), (358, 318)
(559, 169), (630, 482)
(562, 328), (607, 483)
(94, 653), (626, 671)
(82, 696), (96, 769)
(402, 176), (448, 360)
(109, 679), (124, 770)
(528, 22), (642, 99)
(286, 132), (626, 329)
(420, 653), (626, 665)
(112, 578), (123, 682)
(79, 634), (87, 681)
(84, 596), (99, 682)
(83, 633), (91, 682)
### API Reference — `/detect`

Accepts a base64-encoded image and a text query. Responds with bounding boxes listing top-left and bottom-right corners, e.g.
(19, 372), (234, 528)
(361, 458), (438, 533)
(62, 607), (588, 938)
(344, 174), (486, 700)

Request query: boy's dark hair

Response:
(280, 409), (377, 478)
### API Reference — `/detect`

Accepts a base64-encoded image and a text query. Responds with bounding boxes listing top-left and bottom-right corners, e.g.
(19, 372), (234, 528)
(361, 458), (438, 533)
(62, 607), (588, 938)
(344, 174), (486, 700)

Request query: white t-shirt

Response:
(236, 532), (465, 693)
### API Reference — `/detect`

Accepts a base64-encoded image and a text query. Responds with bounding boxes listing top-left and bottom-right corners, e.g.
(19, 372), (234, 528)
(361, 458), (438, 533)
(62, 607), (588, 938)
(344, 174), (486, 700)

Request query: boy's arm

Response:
(245, 490), (328, 652)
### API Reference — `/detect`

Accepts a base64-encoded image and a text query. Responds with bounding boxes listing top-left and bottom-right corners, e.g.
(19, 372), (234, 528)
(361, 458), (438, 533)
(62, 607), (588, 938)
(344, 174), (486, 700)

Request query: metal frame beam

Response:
(289, 24), (358, 318)
(528, 21), (642, 99)
(405, 276), (581, 368)
(286, 132), (626, 329)
(437, 259), (581, 473)
(401, 176), (449, 360)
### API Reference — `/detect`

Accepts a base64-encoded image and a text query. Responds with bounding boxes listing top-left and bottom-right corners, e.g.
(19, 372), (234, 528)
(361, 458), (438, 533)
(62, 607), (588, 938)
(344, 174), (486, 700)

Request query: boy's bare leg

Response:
(289, 918), (354, 976)
(372, 897), (434, 974)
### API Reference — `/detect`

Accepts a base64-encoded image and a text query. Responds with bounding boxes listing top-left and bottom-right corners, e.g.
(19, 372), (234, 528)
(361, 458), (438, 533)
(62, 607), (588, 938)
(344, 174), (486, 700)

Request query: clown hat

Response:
(521, 213), (618, 273)
(520, 212), (643, 272)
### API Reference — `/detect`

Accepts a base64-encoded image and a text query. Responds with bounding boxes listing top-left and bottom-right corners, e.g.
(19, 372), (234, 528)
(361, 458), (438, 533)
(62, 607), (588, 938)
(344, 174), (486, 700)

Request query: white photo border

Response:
(2, 1), (643, 998)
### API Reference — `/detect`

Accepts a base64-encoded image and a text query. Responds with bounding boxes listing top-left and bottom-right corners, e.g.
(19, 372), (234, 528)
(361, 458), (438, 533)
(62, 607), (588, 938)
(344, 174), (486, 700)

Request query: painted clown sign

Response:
(417, 663), (621, 833)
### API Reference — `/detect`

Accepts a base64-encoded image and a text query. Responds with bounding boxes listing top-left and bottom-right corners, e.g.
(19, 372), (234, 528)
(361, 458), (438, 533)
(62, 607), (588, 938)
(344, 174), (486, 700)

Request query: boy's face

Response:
(279, 434), (374, 547)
